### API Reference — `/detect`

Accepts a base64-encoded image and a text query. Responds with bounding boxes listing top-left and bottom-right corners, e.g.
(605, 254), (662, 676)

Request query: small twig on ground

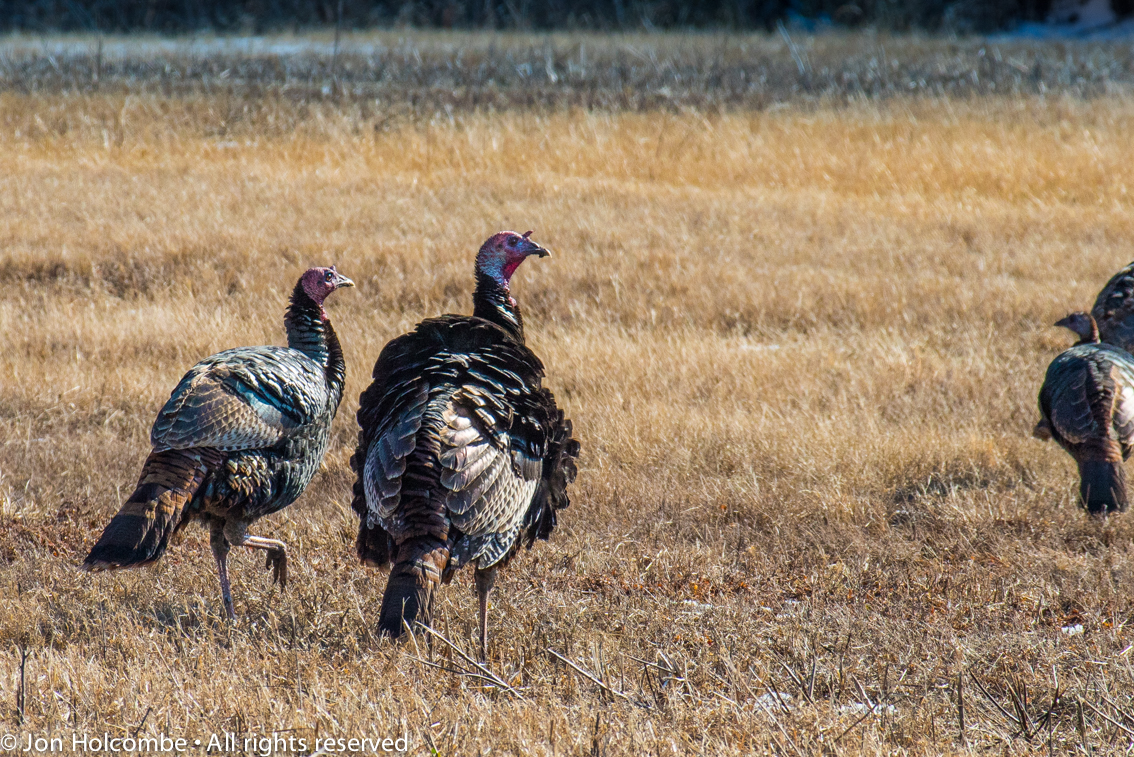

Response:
(854, 677), (875, 710)
(17, 643), (29, 725)
(835, 700), (881, 744)
(1076, 699), (1089, 752)
(778, 660), (814, 705)
(1006, 677), (1032, 739)
(1101, 694), (1134, 727)
(417, 624), (522, 698)
(402, 619), (422, 660)
(746, 677), (804, 757)
(1083, 700), (1134, 738)
(834, 677), (894, 745)
(748, 669), (792, 715)
(547, 648), (648, 708)
(133, 706), (152, 738)
(956, 673), (966, 745)
(713, 690), (742, 708)
(807, 655), (817, 703)
(1036, 687), (1061, 733)
(970, 670), (1022, 732)
(407, 655), (514, 691)
(626, 654), (685, 686)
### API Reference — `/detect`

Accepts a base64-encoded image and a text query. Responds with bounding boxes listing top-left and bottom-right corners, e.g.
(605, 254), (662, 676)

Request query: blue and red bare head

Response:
(298, 266), (355, 319)
(475, 231), (551, 289)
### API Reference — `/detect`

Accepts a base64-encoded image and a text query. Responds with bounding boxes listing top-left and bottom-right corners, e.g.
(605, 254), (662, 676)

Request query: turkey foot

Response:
(241, 535), (289, 588)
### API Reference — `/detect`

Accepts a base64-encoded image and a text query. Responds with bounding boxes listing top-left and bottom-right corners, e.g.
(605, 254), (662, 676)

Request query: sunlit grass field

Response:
(2, 40), (1134, 752)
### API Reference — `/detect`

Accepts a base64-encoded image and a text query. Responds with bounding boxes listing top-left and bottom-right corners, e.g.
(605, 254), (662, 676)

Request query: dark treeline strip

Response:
(0, 1), (1063, 34)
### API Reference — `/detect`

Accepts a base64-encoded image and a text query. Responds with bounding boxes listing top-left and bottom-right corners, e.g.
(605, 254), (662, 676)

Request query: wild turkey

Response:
(1035, 311), (1134, 514)
(82, 266), (354, 618)
(350, 231), (578, 657)
(1092, 261), (1134, 352)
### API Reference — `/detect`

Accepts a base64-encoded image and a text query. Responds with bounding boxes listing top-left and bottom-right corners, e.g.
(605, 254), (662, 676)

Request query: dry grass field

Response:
(2, 32), (1134, 755)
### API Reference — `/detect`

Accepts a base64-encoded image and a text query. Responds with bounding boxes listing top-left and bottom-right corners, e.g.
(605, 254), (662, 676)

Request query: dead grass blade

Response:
(546, 648), (649, 709)
(1006, 677), (1033, 739)
(1082, 700), (1134, 739)
(414, 624), (523, 699)
(956, 673), (967, 746)
(778, 660), (815, 705)
(834, 700), (881, 745)
(969, 670), (1024, 734)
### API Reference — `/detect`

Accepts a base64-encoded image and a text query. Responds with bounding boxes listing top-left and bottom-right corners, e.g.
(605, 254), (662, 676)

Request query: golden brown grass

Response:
(2, 88), (1134, 754)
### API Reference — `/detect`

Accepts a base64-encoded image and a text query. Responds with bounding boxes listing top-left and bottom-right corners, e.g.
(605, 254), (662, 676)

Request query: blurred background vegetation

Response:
(0, 0), (1092, 35)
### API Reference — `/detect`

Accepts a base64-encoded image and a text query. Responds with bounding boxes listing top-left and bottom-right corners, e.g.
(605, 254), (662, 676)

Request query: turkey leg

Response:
(209, 526), (235, 621)
(240, 535), (289, 588)
(474, 566), (497, 662)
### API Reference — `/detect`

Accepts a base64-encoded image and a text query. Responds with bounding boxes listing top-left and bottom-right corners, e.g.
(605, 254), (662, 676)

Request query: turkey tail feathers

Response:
(1078, 458), (1128, 514)
(82, 449), (218, 571)
(377, 539), (449, 637)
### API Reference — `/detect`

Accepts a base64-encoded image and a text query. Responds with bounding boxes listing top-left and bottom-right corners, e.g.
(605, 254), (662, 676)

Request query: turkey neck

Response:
(473, 269), (525, 342)
(1080, 320), (1101, 346)
(284, 282), (347, 405)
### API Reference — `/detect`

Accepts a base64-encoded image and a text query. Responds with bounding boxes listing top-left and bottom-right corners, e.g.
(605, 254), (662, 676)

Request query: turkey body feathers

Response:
(143, 343), (341, 522)
(1040, 344), (1134, 453)
(1039, 342), (1134, 513)
(1092, 261), (1134, 353)
(350, 314), (578, 633)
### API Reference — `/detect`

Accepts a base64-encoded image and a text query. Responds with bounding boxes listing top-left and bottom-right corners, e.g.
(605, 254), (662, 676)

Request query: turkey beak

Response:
(521, 239), (551, 259)
(1053, 316), (1073, 329)
(334, 272), (355, 289)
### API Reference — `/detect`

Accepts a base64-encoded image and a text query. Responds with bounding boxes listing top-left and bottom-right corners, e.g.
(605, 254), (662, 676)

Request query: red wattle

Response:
(502, 258), (524, 281)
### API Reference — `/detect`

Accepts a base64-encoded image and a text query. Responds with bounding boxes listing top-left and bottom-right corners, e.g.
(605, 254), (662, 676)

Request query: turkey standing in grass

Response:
(82, 266), (354, 618)
(1035, 311), (1134, 514)
(1092, 260), (1134, 353)
(350, 231), (578, 657)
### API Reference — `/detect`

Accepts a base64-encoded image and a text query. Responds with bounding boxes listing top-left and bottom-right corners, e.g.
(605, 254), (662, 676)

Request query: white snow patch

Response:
(776, 599), (803, 619)
(680, 599), (714, 613)
(0, 36), (406, 61)
(841, 702), (897, 716)
(754, 692), (794, 712)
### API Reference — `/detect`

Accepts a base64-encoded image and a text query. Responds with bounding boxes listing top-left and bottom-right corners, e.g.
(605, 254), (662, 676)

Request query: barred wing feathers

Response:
(152, 346), (330, 453)
(440, 394), (541, 568)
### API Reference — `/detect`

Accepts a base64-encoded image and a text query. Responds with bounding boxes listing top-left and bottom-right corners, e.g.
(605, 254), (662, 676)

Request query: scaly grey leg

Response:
(474, 567), (497, 662)
(210, 526), (235, 621)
